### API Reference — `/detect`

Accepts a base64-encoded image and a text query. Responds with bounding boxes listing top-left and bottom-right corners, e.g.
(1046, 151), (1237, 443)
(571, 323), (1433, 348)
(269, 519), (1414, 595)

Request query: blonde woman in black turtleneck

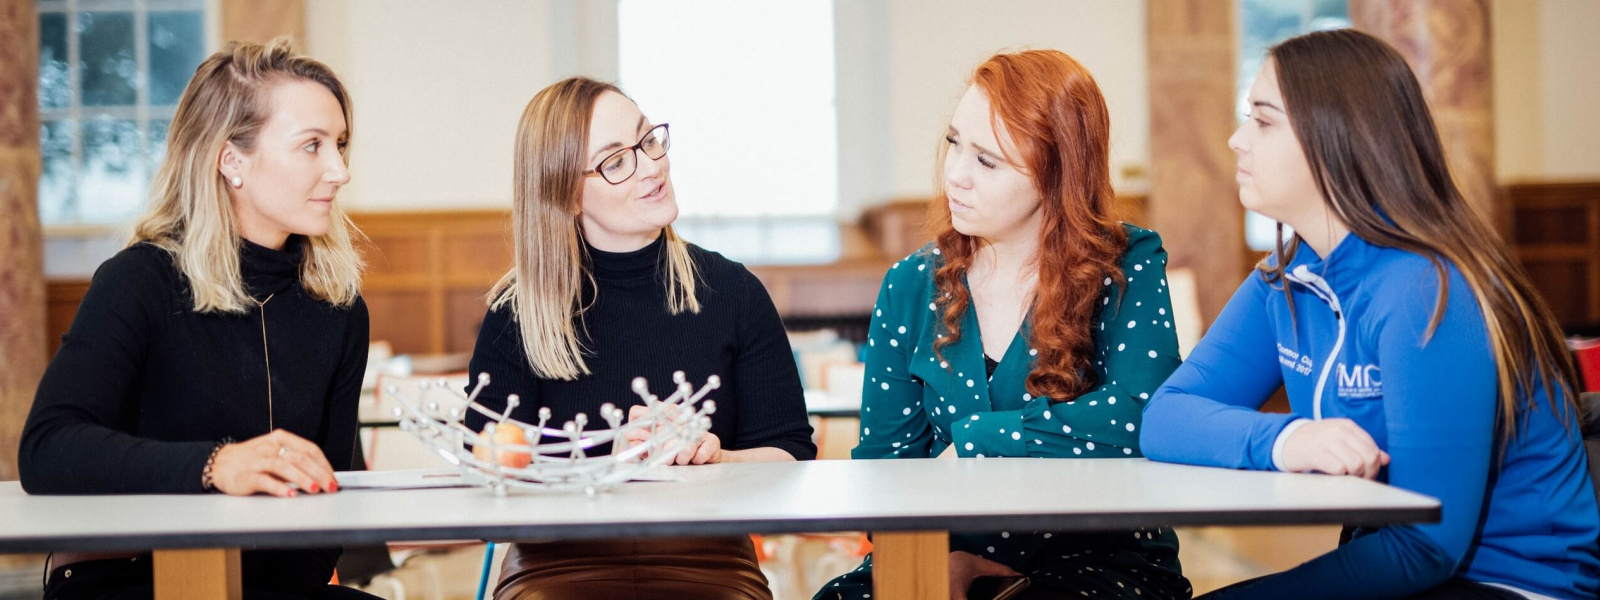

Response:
(466, 78), (814, 600)
(19, 39), (377, 600)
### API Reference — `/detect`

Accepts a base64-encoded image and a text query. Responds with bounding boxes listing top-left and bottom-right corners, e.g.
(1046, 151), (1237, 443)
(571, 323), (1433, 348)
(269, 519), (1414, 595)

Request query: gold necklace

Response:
(251, 294), (276, 431)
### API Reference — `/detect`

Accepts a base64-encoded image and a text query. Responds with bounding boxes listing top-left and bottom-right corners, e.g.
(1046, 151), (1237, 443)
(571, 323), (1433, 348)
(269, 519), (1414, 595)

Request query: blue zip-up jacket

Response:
(1141, 233), (1600, 599)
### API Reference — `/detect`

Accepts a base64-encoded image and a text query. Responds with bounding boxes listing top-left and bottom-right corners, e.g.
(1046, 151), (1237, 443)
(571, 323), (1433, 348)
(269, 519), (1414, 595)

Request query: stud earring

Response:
(230, 176), (242, 188)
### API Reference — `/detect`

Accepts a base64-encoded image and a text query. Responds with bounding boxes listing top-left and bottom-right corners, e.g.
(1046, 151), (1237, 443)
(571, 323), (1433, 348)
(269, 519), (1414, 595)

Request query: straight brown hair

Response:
(488, 77), (700, 380)
(1261, 29), (1580, 437)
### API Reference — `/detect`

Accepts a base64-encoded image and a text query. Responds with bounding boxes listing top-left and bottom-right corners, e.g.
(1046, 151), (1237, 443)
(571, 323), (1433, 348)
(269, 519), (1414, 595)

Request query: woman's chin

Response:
(645, 197), (680, 228)
(949, 214), (983, 238)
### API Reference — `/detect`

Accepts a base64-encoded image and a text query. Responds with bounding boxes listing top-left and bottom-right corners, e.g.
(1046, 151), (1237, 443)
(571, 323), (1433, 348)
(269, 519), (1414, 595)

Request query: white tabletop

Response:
(0, 458), (1438, 553)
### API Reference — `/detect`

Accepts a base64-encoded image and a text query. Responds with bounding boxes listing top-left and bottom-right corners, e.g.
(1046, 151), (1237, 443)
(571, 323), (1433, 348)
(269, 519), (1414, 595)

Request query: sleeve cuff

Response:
(1271, 418), (1311, 472)
(951, 410), (1025, 457)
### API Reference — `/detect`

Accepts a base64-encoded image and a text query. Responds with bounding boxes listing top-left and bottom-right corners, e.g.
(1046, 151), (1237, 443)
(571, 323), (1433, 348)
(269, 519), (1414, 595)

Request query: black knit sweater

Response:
(19, 236), (368, 593)
(465, 235), (816, 461)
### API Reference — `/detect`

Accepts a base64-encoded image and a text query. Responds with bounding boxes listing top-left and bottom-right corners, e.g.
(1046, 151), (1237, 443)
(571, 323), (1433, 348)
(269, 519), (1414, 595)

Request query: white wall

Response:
(1493, 0), (1600, 182)
(303, 0), (1150, 217)
(1538, 0), (1600, 179)
(882, 0), (1148, 208)
(304, 1), (560, 212)
(300, 0), (1593, 217)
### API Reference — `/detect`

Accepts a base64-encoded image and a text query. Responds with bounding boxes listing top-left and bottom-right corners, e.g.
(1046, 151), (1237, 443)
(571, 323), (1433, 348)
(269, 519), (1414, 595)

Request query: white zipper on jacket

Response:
(1284, 265), (1344, 420)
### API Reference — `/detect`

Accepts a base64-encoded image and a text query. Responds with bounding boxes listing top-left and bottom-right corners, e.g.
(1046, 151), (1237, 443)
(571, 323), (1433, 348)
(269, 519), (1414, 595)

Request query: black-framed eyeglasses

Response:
(584, 123), (670, 185)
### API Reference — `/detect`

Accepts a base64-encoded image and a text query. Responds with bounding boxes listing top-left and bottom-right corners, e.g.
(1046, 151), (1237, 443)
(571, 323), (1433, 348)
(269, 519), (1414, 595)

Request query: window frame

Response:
(37, 0), (212, 232)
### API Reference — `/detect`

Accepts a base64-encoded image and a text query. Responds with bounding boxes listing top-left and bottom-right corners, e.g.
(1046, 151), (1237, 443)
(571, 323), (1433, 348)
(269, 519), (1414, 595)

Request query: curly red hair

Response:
(930, 50), (1127, 402)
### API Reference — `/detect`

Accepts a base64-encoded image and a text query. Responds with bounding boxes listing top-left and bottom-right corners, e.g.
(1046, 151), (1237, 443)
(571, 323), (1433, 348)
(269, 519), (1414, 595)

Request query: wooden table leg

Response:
(872, 530), (948, 600)
(153, 548), (241, 600)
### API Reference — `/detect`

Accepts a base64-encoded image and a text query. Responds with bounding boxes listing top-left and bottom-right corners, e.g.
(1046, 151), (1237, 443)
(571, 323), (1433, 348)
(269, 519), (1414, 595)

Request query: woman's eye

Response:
(944, 135), (957, 146)
(304, 141), (320, 152)
(977, 155), (996, 169)
(601, 155), (626, 174)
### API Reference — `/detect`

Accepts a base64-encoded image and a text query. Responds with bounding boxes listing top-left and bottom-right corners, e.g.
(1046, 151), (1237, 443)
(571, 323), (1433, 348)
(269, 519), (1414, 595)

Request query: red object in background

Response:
(1571, 337), (1600, 392)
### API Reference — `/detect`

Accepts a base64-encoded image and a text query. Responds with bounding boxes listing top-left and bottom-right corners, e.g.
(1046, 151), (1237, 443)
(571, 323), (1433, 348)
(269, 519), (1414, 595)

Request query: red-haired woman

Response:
(815, 50), (1190, 600)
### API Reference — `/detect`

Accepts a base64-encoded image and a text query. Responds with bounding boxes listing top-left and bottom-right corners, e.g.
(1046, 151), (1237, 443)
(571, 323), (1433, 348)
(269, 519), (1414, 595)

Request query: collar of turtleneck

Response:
(585, 233), (666, 283)
(240, 235), (304, 299)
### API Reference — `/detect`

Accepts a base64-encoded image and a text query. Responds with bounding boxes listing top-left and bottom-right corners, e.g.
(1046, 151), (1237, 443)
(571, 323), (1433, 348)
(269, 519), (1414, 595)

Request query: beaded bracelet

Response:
(200, 439), (232, 493)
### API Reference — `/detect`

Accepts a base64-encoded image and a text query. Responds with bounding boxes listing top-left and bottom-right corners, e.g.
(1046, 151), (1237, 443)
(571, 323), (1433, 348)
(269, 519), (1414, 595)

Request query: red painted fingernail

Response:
(330, 481), (340, 492)
(308, 484), (319, 493)
(288, 490), (297, 498)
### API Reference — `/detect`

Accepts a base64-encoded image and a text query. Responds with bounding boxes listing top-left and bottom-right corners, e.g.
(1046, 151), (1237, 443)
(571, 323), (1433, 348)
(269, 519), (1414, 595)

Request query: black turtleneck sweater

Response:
(466, 236), (816, 461)
(19, 237), (368, 591)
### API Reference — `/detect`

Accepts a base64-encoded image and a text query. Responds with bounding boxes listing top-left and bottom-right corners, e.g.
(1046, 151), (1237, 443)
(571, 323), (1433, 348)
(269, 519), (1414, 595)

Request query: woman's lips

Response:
(948, 196), (974, 212)
(639, 182), (666, 202)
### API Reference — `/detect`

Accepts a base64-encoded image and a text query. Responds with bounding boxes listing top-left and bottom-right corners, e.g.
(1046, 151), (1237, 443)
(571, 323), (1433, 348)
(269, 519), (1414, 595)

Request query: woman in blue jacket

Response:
(1140, 29), (1599, 599)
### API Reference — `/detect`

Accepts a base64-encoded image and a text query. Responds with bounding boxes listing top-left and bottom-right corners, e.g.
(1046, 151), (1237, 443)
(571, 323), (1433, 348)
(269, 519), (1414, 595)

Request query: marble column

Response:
(1352, 0), (1501, 230)
(0, 0), (51, 576)
(221, 0), (304, 46)
(0, 0), (47, 484)
(1147, 0), (1246, 328)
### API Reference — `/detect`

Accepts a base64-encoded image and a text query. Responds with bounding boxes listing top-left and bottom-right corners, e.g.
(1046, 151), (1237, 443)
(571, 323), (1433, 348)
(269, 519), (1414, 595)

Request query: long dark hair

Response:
(1262, 29), (1579, 437)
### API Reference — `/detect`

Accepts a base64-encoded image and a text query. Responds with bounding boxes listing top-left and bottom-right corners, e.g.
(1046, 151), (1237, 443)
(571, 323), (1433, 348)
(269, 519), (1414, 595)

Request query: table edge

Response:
(0, 504), (1440, 554)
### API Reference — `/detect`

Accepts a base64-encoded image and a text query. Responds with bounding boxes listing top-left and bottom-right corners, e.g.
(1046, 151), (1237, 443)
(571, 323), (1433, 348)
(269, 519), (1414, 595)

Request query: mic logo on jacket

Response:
(1337, 364), (1382, 399)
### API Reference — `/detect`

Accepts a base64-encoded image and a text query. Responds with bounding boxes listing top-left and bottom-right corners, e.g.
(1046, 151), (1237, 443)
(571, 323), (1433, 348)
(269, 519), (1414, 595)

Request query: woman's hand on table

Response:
(210, 429), (338, 497)
(624, 405), (724, 465)
(949, 550), (1021, 600)
(1279, 418), (1390, 480)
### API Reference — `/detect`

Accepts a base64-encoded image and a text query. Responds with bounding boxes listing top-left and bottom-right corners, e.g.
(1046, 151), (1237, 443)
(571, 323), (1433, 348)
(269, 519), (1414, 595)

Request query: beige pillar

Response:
(0, 0), (51, 575)
(1147, 0), (1246, 327)
(0, 0), (48, 484)
(221, 0), (305, 46)
(1352, 0), (1501, 231)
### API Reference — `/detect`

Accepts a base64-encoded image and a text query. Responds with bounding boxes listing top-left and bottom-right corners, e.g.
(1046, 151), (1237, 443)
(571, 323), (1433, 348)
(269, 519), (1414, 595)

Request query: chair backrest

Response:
(1165, 267), (1203, 359)
(1581, 393), (1600, 513)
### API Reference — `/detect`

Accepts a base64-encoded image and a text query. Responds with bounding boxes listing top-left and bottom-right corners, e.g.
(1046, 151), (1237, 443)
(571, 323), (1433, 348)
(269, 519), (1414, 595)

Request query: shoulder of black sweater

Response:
(96, 242), (184, 292)
(76, 242), (188, 323)
(682, 242), (764, 308)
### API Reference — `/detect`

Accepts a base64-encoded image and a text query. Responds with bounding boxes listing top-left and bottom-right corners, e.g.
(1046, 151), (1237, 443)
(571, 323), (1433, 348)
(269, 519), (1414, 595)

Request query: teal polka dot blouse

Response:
(854, 224), (1182, 461)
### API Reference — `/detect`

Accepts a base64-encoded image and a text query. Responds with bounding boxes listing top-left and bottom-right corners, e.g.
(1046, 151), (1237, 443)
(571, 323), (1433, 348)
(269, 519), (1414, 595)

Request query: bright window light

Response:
(618, 0), (838, 219)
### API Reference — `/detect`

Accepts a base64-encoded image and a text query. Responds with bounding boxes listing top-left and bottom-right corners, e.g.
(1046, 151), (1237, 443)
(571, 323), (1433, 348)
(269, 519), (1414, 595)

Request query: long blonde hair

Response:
(489, 77), (700, 381)
(132, 37), (363, 313)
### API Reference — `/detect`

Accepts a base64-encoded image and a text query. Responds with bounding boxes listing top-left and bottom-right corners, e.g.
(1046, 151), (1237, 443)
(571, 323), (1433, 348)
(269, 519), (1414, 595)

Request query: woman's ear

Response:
(218, 142), (246, 188)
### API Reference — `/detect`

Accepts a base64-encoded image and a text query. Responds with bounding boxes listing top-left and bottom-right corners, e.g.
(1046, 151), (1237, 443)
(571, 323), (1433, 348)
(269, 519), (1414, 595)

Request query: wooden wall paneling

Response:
(1509, 181), (1600, 328)
(350, 210), (512, 355)
(45, 280), (90, 356)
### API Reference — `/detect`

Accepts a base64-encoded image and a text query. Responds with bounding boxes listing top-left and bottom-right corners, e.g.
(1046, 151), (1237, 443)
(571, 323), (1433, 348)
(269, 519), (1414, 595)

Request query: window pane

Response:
(39, 13), (70, 108)
(1239, 0), (1346, 251)
(39, 120), (76, 225)
(148, 118), (170, 178)
(148, 11), (204, 106)
(80, 117), (146, 223)
(79, 11), (137, 107)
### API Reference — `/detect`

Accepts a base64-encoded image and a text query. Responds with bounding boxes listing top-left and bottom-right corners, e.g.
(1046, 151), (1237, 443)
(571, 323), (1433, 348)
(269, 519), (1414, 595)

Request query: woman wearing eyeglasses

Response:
(464, 77), (815, 600)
